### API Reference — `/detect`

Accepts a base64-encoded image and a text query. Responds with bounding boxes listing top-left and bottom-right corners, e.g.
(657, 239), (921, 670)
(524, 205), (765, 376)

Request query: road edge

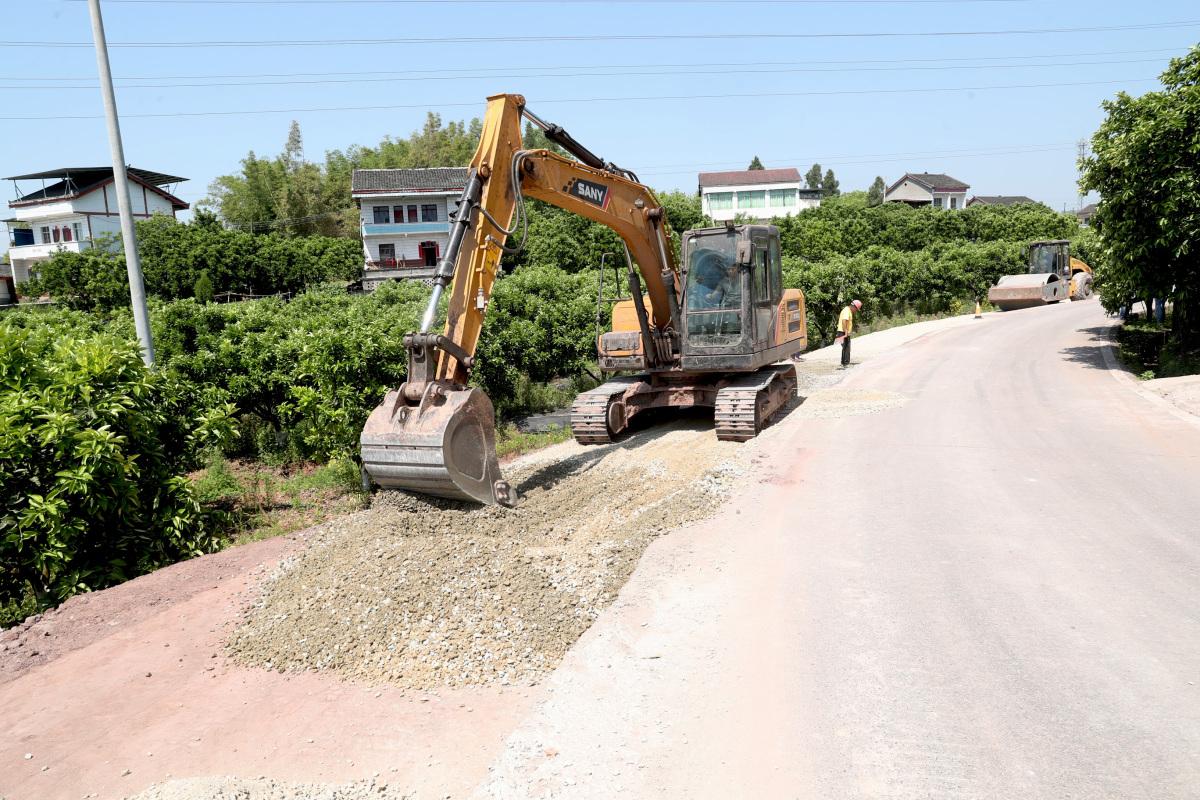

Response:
(1095, 324), (1200, 428)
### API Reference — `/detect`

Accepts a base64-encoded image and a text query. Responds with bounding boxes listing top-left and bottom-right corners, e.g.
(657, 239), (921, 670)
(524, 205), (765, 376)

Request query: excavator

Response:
(987, 239), (1094, 311)
(360, 94), (807, 507)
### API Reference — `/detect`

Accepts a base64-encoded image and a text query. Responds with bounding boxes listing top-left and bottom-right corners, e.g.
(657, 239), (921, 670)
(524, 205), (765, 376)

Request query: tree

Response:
(821, 169), (841, 198)
(748, 156), (765, 170)
(867, 176), (887, 207)
(1081, 45), (1200, 341)
(805, 164), (823, 190)
(193, 269), (214, 303)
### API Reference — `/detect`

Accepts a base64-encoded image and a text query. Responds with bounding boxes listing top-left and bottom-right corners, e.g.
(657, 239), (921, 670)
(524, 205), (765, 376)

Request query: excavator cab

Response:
(679, 224), (799, 371)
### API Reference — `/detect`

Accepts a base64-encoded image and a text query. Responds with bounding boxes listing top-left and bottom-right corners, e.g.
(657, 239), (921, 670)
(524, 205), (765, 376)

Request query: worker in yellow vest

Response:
(836, 299), (863, 368)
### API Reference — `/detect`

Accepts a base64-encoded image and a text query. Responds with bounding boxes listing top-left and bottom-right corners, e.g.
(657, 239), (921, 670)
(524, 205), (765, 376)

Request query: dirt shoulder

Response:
(1143, 374), (1200, 419)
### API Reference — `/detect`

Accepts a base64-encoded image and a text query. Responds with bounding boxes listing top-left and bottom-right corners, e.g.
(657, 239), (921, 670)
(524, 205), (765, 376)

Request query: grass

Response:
(496, 423), (574, 460)
(1113, 314), (1200, 381)
(193, 453), (368, 546)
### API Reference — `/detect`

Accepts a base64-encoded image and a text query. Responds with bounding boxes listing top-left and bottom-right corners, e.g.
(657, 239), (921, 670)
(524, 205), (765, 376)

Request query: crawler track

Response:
(714, 365), (798, 442)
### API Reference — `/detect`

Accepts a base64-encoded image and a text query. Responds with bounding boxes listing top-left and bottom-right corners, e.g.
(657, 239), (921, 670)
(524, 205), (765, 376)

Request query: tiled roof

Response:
(969, 195), (1038, 206)
(698, 168), (802, 188)
(889, 172), (970, 193)
(352, 167), (469, 193)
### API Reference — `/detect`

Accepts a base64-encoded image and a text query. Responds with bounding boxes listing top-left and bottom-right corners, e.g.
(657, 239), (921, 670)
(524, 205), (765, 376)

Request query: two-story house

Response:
(351, 167), (466, 289)
(884, 173), (970, 209)
(3, 167), (188, 285)
(698, 168), (821, 222)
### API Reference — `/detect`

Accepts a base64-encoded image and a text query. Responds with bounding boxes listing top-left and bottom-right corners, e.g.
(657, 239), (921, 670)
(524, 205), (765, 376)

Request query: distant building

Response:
(351, 167), (466, 288)
(1076, 203), (1098, 226)
(884, 173), (970, 209)
(967, 195), (1041, 208)
(3, 167), (188, 285)
(697, 168), (821, 222)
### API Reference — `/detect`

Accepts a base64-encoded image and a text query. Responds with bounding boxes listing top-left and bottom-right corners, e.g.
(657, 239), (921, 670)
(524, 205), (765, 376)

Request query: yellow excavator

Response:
(360, 94), (807, 506)
(987, 240), (1094, 311)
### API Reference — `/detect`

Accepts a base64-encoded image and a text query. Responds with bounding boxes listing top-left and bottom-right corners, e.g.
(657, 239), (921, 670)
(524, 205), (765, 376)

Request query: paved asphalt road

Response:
(480, 299), (1200, 799)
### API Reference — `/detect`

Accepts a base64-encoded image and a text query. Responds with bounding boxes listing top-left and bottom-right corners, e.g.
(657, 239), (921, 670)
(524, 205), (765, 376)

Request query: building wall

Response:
(930, 191), (968, 210)
(364, 233), (450, 264)
(357, 192), (458, 228)
(355, 190), (459, 272)
(884, 180), (933, 204)
(700, 181), (817, 221)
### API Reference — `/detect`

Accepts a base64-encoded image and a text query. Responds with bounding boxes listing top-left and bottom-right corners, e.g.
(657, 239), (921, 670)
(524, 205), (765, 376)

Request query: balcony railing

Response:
(366, 258), (436, 270)
(362, 221), (449, 236)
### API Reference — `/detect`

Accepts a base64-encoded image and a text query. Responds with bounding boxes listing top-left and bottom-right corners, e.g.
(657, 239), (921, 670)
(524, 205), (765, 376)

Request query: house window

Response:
(738, 190), (766, 209)
(62, 225), (72, 242)
(377, 243), (396, 266)
(407, 205), (418, 223)
(40, 226), (51, 244)
(52, 227), (61, 243)
(393, 205), (405, 223)
(933, 197), (944, 208)
(950, 196), (958, 210)
(72, 222), (84, 242)
(768, 188), (797, 207)
(421, 204), (438, 223)
(372, 206), (390, 224)
(707, 192), (734, 211)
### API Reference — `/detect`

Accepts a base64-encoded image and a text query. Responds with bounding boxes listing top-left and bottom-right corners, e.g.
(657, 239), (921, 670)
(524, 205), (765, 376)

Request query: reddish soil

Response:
(0, 528), (538, 800)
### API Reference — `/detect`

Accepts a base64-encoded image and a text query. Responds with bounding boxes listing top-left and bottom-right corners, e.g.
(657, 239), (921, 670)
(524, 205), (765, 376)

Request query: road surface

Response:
(480, 299), (1200, 799)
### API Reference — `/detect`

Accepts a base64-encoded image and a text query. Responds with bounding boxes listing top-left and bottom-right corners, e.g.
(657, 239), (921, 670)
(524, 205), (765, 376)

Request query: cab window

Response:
(754, 243), (770, 303)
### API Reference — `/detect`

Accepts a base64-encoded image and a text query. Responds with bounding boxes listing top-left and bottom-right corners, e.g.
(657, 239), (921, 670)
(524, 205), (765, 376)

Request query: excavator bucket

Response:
(987, 273), (1069, 311)
(360, 384), (514, 507)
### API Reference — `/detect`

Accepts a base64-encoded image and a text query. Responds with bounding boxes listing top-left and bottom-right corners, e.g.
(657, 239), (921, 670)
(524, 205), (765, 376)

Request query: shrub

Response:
(0, 323), (233, 619)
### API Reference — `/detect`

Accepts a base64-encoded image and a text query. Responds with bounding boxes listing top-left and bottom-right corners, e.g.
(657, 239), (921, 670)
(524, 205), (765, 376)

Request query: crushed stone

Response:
(228, 425), (743, 689)
(126, 776), (408, 800)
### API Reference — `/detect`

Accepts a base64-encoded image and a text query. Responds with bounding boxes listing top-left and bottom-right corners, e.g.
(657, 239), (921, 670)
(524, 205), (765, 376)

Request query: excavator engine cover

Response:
(360, 383), (514, 507)
(987, 273), (1069, 311)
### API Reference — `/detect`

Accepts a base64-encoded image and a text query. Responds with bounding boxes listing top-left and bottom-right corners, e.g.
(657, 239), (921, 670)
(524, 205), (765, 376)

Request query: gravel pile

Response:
(127, 776), (407, 800)
(228, 426), (742, 688)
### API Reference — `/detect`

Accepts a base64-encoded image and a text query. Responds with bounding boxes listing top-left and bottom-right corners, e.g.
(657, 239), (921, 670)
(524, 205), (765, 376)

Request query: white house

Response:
(4, 167), (188, 285)
(697, 168), (821, 222)
(351, 167), (466, 289)
(884, 173), (970, 210)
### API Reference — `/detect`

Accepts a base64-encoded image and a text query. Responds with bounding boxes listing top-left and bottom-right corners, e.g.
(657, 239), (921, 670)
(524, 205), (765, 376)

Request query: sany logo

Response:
(569, 178), (611, 209)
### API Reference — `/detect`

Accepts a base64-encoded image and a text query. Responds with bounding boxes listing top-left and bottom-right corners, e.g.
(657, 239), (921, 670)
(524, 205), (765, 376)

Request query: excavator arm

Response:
(361, 93), (681, 506)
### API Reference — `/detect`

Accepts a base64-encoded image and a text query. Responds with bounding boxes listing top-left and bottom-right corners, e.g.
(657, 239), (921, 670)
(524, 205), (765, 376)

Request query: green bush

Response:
(0, 323), (233, 621)
(32, 216), (364, 311)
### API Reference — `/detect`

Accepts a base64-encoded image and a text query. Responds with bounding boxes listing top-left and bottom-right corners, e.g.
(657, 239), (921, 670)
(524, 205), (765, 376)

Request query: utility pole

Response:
(86, 0), (155, 366)
(1076, 139), (1088, 213)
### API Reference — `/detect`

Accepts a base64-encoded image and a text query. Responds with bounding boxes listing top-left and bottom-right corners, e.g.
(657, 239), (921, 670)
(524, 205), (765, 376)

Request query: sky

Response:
(1, 0), (1198, 259)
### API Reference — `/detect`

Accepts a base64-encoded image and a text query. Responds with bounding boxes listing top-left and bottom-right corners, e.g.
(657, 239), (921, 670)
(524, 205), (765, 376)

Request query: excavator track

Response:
(570, 376), (644, 445)
(714, 364), (797, 442)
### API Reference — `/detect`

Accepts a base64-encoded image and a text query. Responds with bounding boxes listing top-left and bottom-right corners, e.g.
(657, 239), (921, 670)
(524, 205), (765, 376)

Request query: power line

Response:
(0, 57), (1168, 91)
(68, 0), (1036, 4)
(1, 47), (1182, 83)
(0, 78), (1155, 121)
(639, 141), (1078, 172)
(3, 20), (1195, 48)
(640, 145), (1079, 177)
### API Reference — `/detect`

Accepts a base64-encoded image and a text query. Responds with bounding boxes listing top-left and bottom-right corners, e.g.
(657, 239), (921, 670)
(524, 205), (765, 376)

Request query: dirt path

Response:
(1, 412), (750, 800)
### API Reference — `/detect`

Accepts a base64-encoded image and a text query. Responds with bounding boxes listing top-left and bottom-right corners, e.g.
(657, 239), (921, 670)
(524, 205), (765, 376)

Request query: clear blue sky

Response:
(1, 0), (1197, 258)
